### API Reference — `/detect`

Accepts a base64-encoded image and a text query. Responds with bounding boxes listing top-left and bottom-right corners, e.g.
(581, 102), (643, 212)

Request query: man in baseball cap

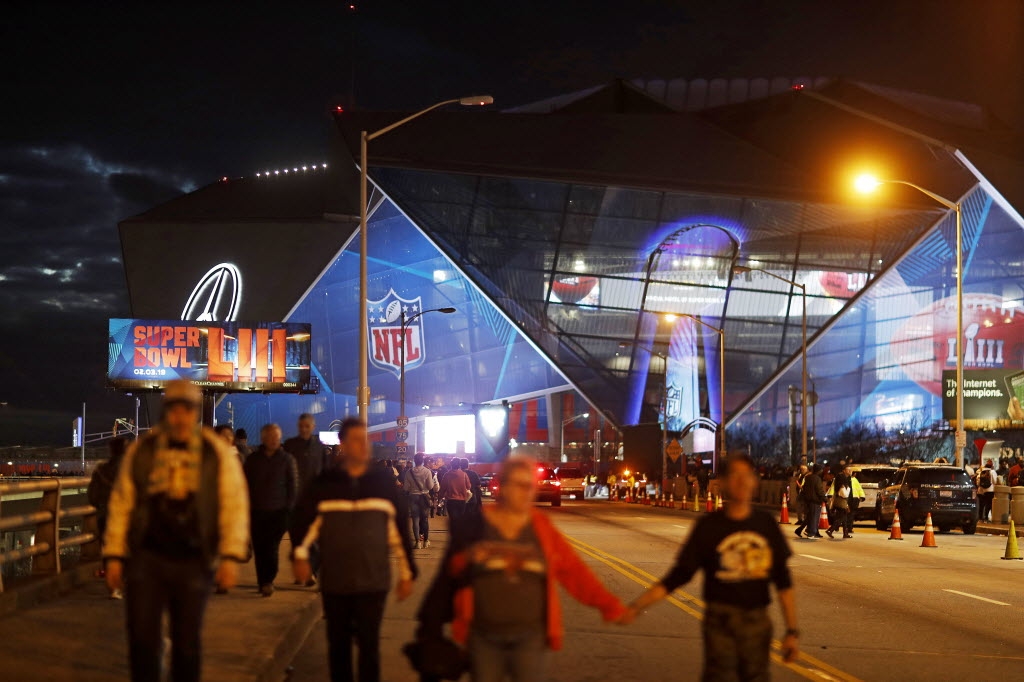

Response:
(103, 380), (249, 682)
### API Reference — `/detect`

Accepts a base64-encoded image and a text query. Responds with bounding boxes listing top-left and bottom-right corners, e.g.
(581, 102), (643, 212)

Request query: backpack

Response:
(978, 469), (992, 488)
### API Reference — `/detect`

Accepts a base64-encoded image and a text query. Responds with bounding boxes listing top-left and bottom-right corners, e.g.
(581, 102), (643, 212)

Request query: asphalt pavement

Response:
(288, 501), (1024, 681)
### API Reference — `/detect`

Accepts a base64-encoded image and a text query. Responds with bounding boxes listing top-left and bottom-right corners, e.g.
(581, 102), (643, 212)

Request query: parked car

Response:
(848, 464), (898, 521)
(536, 467), (562, 507)
(554, 466), (585, 499)
(876, 464), (977, 534)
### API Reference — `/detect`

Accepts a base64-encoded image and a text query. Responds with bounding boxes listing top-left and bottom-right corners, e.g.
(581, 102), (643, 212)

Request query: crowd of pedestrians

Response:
(94, 379), (801, 682)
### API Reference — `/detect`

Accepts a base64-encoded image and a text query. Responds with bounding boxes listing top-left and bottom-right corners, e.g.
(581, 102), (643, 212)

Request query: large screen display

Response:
(107, 318), (313, 392)
(424, 414), (476, 454)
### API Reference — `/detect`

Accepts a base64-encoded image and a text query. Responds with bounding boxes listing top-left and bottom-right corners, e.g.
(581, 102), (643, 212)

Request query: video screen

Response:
(424, 414), (476, 454)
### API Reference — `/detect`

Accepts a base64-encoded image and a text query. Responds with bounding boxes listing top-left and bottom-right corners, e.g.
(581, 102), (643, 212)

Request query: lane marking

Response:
(566, 537), (864, 682)
(673, 524), (689, 530)
(942, 589), (1010, 606)
(798, 554), (834, 563)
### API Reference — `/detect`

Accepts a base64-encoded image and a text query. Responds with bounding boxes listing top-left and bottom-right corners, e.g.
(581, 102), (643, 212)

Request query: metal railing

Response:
(0, 477), (99, 592)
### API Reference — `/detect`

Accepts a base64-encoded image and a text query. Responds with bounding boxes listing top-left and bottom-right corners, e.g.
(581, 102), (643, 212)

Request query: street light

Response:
(399, 307), (457, 427)
(357, 95), (494, 422)
(676, 314), (727, 475)
(619, 341), (669, 484)
(561, 412), (590, 461)
(853, 174), (966, 468)
(733, 264), (808, 464)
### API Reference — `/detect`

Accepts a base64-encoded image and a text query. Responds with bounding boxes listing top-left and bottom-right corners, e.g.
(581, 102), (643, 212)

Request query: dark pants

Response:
(828, 505), (848, 535)
(251, 508), (289, 587)
(125, 550), (213, 682)
(322, 591), (388, 682)
(845, 501), (860, 534)
(445, 499), (468, 521)
(409, 494), (430, 542)
(979, 491), (994, 522)
(794, 501), (822, 537)
(702, 603), (772, 682)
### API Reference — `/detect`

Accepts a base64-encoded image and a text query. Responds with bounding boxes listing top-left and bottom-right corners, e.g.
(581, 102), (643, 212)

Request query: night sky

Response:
(2, 1), (1021, 444)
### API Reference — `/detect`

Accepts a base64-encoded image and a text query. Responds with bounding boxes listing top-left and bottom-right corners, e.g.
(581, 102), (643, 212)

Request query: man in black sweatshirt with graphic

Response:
(291, 417), (416, 682)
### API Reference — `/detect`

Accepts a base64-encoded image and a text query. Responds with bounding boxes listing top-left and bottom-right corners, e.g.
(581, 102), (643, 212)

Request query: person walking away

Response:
(244, 423), (298, 597)
(403, 453), (437, 549)
(622, 454), (799, 680)
(845, 469), (865, 537)
(440, 458), (472, 521)
(291, 417), (416, 682)
(695, 461), (710, 501)
(88, 436), (128, 597)
(826, 465), (853, 539)
(976, 459), (997, 522)
(417, 457), (627, 682)
(103, 380), (249, 682)
(284, 414), (328, 583)
(794, 465), (825, 539)
(213, 425), (244, 465)
(462, 458), (482, 516)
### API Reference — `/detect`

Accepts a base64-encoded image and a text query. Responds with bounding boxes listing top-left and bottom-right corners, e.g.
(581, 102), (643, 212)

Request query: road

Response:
(286, 501), (1024, 681)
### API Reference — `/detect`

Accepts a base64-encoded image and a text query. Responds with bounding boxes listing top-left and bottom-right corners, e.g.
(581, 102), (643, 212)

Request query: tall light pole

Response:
(620, 341), (669, 484)
(561, 412), (590, 461)
(854, 174), (965, 468)
(733, 265), (808, 463)
(357, 95), (494, 422)
(399, 307), (457, 429)
(678, 315), (727, 474)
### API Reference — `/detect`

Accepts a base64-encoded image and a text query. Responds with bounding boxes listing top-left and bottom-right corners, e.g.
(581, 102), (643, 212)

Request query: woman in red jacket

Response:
(417, 456), (627, 681)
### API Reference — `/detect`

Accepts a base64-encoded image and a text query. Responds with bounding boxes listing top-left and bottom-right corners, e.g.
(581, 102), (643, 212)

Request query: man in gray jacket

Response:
(402, 453), (437, 549)
(103, 380), (249, 682)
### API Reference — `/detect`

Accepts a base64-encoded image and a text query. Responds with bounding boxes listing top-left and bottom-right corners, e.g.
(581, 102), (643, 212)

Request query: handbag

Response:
(402, 636), (468, 680)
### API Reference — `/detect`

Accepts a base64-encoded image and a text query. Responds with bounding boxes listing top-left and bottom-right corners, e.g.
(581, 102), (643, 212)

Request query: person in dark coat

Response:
(244, 423), (298, 596)
(794, 465), (825, 539)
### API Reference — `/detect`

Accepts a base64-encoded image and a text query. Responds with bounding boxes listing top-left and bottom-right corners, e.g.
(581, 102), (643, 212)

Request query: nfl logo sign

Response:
(367, 289), (425, 377)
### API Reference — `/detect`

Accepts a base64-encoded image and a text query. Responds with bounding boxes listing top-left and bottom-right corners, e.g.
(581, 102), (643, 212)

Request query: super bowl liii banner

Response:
(107, 318), (312, 392)
(941, 369), (1024, 424)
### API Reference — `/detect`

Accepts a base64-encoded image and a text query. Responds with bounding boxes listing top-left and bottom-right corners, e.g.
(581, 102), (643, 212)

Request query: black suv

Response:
(876, 464), (978, 534)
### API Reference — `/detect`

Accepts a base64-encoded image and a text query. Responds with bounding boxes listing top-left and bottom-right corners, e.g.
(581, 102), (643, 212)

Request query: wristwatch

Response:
(785, 628), (800, 637)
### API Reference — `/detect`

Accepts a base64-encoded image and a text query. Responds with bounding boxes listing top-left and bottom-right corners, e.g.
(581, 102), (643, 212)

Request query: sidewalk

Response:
(0, 541), (319, 681)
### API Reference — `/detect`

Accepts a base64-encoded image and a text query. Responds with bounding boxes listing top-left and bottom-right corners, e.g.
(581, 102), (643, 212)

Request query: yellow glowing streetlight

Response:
(852, 173), (966, 468)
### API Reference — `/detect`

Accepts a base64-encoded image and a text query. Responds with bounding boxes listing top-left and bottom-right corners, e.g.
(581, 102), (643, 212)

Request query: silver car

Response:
(849, 464), (898, 521)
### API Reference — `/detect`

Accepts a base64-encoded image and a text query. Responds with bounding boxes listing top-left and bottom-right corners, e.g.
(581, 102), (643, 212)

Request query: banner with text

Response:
(107, 318), (313, 392)
(941, 369), (1024, 424)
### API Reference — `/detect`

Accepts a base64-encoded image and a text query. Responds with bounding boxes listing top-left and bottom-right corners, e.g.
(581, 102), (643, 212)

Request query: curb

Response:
(256, 591), (322, 682)
(0, 561), (101, 620)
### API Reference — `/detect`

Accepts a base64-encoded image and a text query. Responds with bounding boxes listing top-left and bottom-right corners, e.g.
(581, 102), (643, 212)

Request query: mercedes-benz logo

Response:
(181, 263), (243, 321)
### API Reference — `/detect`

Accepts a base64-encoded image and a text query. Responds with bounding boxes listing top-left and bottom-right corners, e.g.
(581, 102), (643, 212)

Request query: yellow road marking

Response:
(567, 536), (865, 682)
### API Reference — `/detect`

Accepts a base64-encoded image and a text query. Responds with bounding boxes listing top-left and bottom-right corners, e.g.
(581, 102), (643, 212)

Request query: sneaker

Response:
(414, 540), (422, 550)
(109, 589), (123, 600)
(259, 584), (274, 597)
(793, 529), (803, 539)
(826, 528), (835, 539)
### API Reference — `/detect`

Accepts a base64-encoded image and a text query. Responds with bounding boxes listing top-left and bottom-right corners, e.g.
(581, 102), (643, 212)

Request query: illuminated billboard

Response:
(107, 318), (314, 392)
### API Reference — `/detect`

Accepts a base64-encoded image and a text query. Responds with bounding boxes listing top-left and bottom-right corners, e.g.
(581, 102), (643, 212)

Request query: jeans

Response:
(124, 550), (213, 682)
(445, 499), (468, 521)
(979, 491), (994, 522)
(409, 494), (430, 542)
(251, 508), (289, 587)
(322, 591), (388, 682)
(702, 603), (772, 682)
(469, 630), (547, 682)
(801, 501), (823, 537)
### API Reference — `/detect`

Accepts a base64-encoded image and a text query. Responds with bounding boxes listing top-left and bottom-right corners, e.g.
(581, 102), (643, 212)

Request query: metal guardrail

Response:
(0, 477), (99, 592)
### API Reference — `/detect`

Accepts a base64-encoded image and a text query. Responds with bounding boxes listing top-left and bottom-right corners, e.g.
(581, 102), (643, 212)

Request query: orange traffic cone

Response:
(920, 513), (938, 548)
(715, 494), (724, 511)
(780, 494), (790, 524)
(679, 490), (686, 511)
(817, 503), (830, 531)
(706, 490), (713, 512)
(888, 509), (904, 540)
(1002, 520), (1022, 560)
(669, 494), (676, 510)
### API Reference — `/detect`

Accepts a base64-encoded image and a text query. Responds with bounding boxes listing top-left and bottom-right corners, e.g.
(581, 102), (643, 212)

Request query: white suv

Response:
(848, 464), (898, 521)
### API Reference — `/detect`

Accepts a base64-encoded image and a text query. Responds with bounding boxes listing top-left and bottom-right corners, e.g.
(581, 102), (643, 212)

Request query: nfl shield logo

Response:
(367, 289), (425, 377)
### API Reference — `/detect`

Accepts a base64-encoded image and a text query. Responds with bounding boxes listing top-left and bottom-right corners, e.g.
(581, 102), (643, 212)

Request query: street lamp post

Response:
(854, 175), (965, 468)
(620, 341), (669, 484)
(397, 307), (458, 454)
(357, 95), (494, 422)
(678, 315), (727, 474)
(561, 412), (590, 461)
(733, 265), (808, 463)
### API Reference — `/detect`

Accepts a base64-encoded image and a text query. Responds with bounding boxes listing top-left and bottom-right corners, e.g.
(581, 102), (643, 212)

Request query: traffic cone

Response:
(780, 494), (790, 524)
(669, 493), (676, 510)
(888, 510), (904, 540)
(680, 490), (686, 510)
(692, 490), (701, 512)
(706, 490), (713, 512)
(1002, 520), (1022, 560)
(920, 513), (938, 548)
(817, 503), (830, 531)
(715, 494), (724, 511)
